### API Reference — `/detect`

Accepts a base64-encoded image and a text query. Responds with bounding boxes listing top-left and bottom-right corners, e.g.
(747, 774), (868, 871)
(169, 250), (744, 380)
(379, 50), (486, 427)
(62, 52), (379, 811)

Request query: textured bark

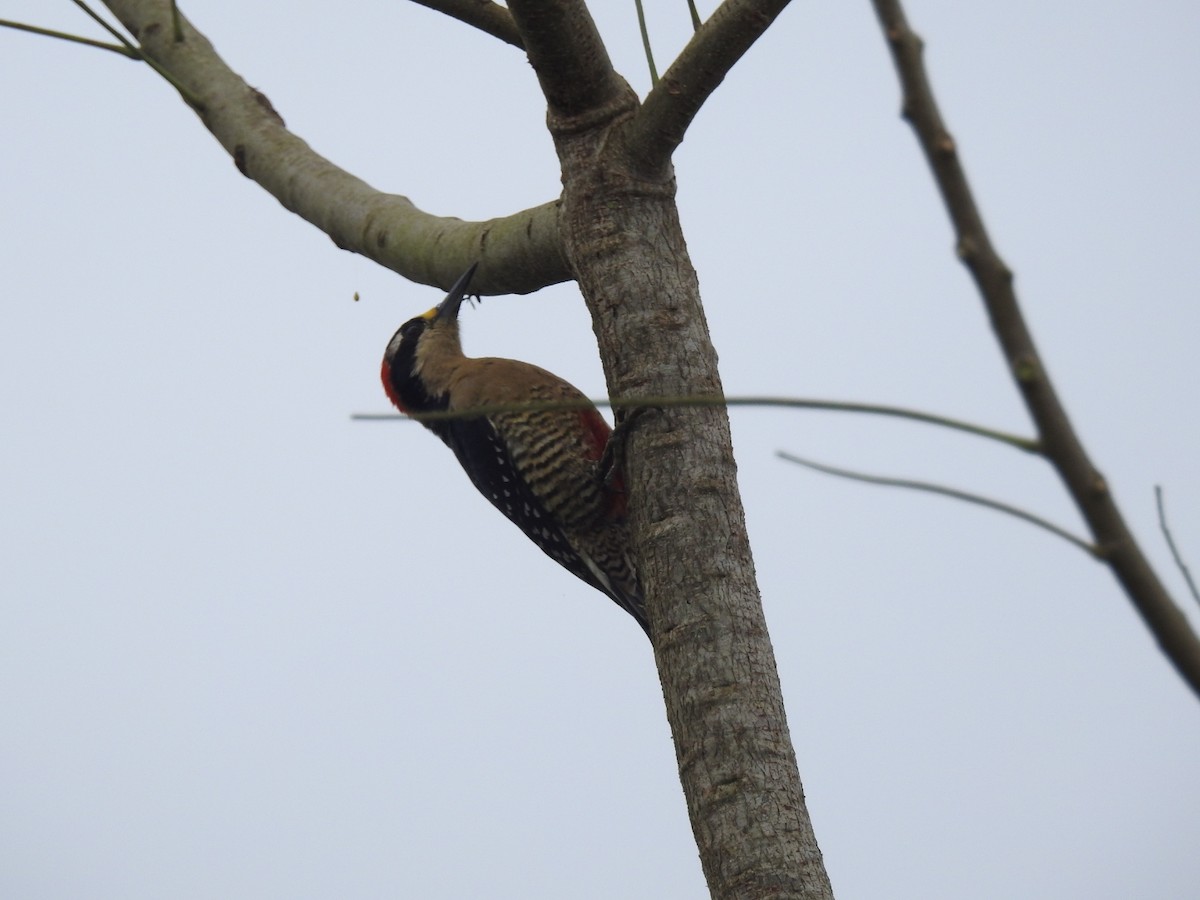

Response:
(503, 2), (832, 893)
(549, 93), (831, 900)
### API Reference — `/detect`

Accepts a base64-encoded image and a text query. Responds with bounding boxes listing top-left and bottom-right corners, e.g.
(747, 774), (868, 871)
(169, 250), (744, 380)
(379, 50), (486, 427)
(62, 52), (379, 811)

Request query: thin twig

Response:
(353, 394), (1038, 451)
(70, 0), (134, 47)
(778, 451), (1098, 557)
(169, 0), (183, 42)
(635, 0), (659, 84)
(871, 0), (1200, 700)
(686, 0), (702, 31)
(0, 18), (138, 57)
(1156, 486), (1200, 607)
(70, 0), (203, 108)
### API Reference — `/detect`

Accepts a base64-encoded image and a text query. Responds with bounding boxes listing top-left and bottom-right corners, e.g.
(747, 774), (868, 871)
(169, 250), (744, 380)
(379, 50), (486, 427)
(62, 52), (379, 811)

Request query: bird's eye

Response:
(399, 318), (425, 339)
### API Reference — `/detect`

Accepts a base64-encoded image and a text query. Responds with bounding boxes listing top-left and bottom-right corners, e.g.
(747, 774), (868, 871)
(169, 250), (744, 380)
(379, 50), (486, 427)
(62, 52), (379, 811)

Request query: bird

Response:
(380, 263), (648, 635)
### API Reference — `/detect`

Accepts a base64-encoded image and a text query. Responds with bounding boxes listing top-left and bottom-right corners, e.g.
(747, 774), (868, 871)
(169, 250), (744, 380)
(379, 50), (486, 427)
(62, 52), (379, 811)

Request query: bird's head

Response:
(381, 263), (478, 415)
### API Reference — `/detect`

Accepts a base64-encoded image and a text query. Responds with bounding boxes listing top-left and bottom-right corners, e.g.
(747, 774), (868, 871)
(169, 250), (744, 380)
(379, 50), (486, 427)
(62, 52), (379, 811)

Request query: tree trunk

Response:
(549, 80), (833, 900)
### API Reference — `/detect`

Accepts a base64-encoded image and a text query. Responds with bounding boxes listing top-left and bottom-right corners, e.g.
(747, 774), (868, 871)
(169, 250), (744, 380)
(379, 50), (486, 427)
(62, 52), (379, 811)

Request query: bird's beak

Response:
(430, 263), (479, 323)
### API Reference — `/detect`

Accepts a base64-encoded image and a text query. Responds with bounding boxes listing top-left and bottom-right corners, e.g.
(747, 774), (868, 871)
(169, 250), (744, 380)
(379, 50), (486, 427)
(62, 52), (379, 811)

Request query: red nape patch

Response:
(380, 361), (408, 413)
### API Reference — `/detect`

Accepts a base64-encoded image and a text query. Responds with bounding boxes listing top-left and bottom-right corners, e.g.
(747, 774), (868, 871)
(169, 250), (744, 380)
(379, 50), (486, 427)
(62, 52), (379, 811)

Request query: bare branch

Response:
(506, 0), (631, 122)
(100, 0), (567, 292)
(69, 0), (203, 104)
(1156, 486), (1200, 607)
(408, 0), (524, 49)
(353, 393), (1040, 454)
(0, 18), (138, 57)
(778, 451), (1099, 557)
(71, 0), (140, 49)
(625, 0), (793, 177)
(871, 0), (1200, 699)
(634, 0), (659, 85)
(168, 0), (182, 42)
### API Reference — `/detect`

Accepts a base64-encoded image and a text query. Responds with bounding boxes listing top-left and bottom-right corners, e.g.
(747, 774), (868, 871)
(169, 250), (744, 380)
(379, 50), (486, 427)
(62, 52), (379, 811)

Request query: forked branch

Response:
(0, 18), (137, 57)
(506, 0), (630, 121)
(870, 0), (1200, 699)
(625, 0), (794, 177)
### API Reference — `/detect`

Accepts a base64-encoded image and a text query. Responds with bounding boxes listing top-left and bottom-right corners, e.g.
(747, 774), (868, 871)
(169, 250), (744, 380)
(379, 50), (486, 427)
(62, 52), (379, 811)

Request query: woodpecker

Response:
(381, 264), (648, 635)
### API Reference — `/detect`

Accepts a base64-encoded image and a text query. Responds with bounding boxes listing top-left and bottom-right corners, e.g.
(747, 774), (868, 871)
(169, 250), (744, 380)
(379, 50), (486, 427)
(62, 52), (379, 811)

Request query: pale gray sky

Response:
(2, 2), (1198, 898)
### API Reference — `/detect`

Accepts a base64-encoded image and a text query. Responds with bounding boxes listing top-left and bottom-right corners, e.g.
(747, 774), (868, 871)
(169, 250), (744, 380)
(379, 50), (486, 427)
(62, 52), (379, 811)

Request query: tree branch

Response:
(68, 0), (203, 105)
(0, 18), (138, 57)
(625, 0), (794, 178)
(870, 0), (1200, 699)
(506, 0), (632, 123)
(1156, 486), (1200, 607)
(408, 0), (524, 49)
(634, 0), (659, 85)
(353, 393), (1039, 454)
(100, 0), (567, 292)
(778, 451), (1099, 557)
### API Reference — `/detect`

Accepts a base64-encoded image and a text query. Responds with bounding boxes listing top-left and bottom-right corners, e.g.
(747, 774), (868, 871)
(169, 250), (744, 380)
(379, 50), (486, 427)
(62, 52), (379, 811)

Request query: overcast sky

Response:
(3, 2), (1199, 898)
